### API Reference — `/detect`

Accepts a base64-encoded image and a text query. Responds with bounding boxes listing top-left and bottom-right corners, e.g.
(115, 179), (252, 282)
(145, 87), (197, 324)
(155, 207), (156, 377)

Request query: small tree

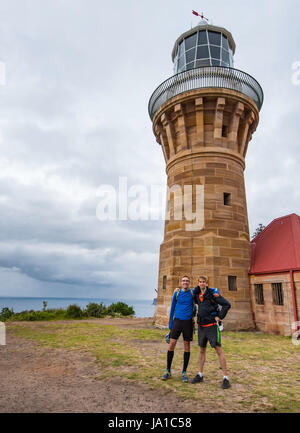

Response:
(107, 302), (134, 316)
(42, 301), (47, 311)
(252, 223), (266, 240)
(85, 302), (107, 318)
(66, 304), (83, 319)
(0, 307), (14, 321)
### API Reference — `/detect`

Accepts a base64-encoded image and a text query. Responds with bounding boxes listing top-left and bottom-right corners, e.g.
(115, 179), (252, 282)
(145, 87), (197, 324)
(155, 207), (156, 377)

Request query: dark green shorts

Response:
(198, 324), (221, 348)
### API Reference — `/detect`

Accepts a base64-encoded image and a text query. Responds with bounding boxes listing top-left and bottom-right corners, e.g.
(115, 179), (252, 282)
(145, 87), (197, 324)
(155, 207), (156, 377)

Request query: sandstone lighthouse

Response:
(148, 18), (263, 330)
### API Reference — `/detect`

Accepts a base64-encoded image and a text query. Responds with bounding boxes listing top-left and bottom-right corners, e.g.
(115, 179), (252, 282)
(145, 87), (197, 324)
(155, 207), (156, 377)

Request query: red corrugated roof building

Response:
(249, 213), (300, 335)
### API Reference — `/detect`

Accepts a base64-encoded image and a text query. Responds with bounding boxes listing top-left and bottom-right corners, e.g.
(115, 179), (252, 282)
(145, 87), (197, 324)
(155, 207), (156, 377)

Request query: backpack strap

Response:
(172, 288), (181, 320)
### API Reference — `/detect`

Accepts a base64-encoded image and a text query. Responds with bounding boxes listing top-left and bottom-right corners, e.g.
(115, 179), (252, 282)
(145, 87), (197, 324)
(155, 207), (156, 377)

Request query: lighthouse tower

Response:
(149, 19), (263, 329)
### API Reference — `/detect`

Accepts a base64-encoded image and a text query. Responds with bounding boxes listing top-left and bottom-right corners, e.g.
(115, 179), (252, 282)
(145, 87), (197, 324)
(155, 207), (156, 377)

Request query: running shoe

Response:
(182, 372), (188, 383)
(162, 370), (171, 380)
(221, 378), (230, 389)
(191, 374), (204, 384)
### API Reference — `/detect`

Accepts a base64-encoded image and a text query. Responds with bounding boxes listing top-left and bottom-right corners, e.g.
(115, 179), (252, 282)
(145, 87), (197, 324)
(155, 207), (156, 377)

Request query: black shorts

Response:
(170, 318), (193, 341)
(198, 324), (221, 348)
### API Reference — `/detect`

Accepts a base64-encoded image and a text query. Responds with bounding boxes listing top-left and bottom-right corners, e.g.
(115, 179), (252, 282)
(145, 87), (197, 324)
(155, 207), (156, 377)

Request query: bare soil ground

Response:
(2, 317), (299, 413)
(0, 318), (198, 413)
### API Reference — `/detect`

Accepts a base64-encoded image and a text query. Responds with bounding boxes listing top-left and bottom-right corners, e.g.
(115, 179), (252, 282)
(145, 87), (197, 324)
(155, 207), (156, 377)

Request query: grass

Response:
(7, 320), (300, 413)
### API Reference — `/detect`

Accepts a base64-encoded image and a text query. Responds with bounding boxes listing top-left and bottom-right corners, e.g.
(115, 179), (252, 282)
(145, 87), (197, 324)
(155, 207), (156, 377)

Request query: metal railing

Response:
(148, 66), (263, 120)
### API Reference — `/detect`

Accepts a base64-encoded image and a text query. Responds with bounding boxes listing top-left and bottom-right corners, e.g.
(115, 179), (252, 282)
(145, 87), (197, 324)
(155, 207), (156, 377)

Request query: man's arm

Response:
(168, 292), (177, 330)
(193, 285), (200, 300)
(212, 293), (231, 320)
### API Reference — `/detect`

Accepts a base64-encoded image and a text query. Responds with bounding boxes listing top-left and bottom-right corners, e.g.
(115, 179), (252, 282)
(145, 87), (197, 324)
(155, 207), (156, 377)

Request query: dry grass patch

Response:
(7, 320), (300, 413)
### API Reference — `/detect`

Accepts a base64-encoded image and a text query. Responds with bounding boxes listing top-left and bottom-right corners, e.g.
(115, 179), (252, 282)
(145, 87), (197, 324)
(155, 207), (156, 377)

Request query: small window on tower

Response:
(224, 192), (231, 206)
(222, 125), (228, 137)
(222, 35), (229, 51)
(210, 45), (221, 60)
(228, 275), (237, 291)
(208, 31), (221, 46)
(196, 45), (209, 59)
(198, 31), (207, 45)
(186, 48), (196, 63)
(185, 33), (197, 51)
(163, 275), (167, 290)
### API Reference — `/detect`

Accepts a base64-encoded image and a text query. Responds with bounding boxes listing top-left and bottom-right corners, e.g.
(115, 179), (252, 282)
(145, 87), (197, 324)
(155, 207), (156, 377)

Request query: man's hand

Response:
(215, 316), (220, 322)
(173, 287), (180, 293)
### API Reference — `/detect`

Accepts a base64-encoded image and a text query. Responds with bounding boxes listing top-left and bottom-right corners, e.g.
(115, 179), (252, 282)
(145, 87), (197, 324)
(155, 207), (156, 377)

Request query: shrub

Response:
(0, 307), (14, 321)
(0, 301), (135, 322)
(107, 302), (134, 316)
(85, 302), (107, 318)
(65, 304), (83, 319)
(9, 310), (53, 321)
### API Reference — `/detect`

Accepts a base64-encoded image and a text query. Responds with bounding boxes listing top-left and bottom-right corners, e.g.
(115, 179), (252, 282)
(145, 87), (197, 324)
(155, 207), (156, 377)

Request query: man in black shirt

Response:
(191, 276), (231, 389)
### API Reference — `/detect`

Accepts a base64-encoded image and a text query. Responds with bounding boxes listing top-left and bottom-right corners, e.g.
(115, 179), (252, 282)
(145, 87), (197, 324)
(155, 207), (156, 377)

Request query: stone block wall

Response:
(152, 88), (260, 330)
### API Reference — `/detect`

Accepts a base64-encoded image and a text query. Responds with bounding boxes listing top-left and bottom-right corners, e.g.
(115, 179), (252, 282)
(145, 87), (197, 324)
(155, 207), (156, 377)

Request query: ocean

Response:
(0, 297), (156, 318)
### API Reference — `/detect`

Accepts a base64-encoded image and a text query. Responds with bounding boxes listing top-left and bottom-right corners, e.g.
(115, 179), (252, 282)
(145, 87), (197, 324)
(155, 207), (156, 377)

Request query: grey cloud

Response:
(0, 0), (299, 299)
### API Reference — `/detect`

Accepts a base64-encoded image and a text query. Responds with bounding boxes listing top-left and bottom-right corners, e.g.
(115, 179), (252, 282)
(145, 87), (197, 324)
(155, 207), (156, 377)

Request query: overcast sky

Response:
(0, 0), (299, 300)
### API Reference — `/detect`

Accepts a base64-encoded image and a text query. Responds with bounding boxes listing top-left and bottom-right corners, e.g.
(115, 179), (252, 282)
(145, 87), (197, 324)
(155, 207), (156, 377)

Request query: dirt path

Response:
(0, 319), (198, 413)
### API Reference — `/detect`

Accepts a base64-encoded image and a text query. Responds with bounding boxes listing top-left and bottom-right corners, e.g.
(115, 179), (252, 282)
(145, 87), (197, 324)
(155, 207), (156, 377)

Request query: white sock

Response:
(223, 375), (229, 380)
(198, 372), (203, 377)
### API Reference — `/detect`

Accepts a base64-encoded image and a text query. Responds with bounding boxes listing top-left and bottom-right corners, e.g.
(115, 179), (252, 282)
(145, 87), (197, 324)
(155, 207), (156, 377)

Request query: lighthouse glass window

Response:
(175, 30), (233, 73)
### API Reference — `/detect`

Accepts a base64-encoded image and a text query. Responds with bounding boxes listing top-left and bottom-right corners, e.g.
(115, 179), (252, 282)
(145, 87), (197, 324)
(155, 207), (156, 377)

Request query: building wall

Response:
(250, 272), (300, 336)
(294, 271), (300, 331)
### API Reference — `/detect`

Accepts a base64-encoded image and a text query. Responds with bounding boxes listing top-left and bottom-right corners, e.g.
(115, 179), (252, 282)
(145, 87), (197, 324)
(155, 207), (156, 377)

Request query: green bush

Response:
(85, 302), (107, 318)
(15, 311), (47, 321)
(8, 310), (58, 321)
(65, 304), (83, 319)
(107, 302), (134, 316)
(0, 300), (135, 322)
(0, 307), (14, 321)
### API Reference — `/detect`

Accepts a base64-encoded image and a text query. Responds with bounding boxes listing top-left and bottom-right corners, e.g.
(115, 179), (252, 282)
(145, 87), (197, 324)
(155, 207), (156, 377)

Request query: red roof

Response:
(250, 213), (300, 274)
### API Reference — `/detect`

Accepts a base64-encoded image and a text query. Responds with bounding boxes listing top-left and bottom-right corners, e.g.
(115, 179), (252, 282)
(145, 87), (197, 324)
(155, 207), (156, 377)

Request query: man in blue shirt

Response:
(162, 275), (195, 383)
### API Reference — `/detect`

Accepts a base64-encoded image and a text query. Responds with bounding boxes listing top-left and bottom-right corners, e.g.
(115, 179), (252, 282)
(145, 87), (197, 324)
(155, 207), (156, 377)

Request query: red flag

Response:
(192, 10), (208, 21)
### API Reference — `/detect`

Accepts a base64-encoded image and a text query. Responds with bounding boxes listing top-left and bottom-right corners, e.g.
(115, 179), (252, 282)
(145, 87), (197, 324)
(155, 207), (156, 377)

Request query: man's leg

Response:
(182, 340), (191, 380)
(167, 338), (177, 371)
(191, 325), (207, 384)
(191, 346), (206, 384)
(181, 320), (193, 377)
(162, 338), (177, 380)
(215, 345), (230, 389)
(198, 346), (206, 373)
(215, 346), (227, 376)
